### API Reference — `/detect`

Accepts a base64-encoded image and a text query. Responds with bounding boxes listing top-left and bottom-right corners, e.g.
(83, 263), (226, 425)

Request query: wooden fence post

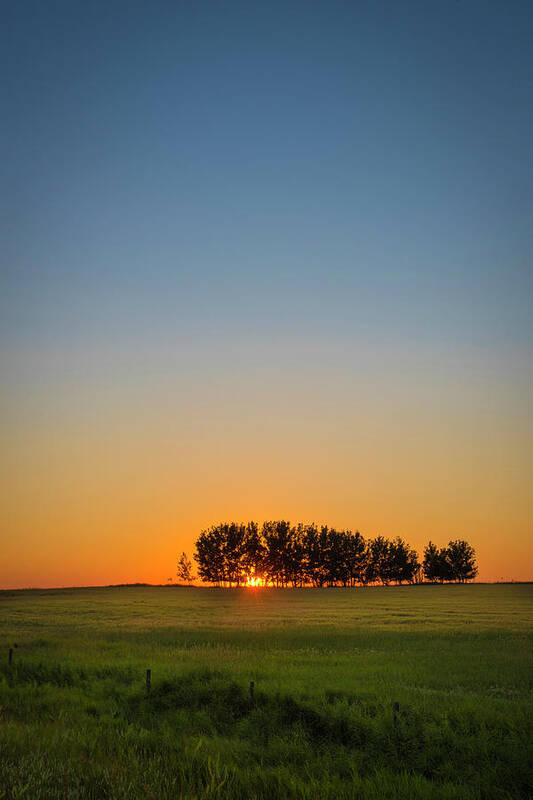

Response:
(393, 701), (399, 727)
(8, 648), (13, 666)
(249, 681), (254, 701)
(146, 669), (151, 693)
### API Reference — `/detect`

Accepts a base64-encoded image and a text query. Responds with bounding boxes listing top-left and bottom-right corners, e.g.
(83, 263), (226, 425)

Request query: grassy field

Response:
(0, 584), (532, 799)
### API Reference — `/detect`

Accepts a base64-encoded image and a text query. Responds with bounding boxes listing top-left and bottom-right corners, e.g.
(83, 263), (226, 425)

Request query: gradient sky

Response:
(1, 0), (532, 588)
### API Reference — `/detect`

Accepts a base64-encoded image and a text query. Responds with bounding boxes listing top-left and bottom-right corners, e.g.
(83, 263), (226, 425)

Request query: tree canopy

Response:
(190, 522), (477, 587)
(423, 540), (478, 583)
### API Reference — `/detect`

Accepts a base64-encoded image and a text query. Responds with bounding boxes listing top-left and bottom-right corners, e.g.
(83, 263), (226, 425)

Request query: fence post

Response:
(249, 681), (254, 701)
(146, 669), (151, 693)
(8, 648), (13, 666)
(393, 701), (399, 727)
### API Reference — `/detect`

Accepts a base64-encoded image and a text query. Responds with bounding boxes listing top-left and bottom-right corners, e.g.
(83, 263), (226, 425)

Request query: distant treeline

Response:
(193, 522), (478, 587)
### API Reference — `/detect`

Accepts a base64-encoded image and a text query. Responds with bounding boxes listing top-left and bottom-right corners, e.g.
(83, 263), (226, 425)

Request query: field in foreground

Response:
(0, 584), (532, 799)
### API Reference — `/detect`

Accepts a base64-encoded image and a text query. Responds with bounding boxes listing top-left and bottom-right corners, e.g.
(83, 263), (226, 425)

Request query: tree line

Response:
(187, 522), (477, 587)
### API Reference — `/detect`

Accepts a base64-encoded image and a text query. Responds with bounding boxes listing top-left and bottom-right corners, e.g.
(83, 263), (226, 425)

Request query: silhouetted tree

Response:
(221, 523), (248, 585)
(446, 540), (478, 582)
(423, 542), (453, 582)
(299, 524), (320, 586)
(287, 524), (306, 587)
(242, 521), (267, 582)
(193, 523), (477, 587)
(324, 528), (345, 586)
(367, 536), (392, 585)
(359, 540), (373, 585)
(194, 526), (226, 585)
(423, 539), (477, 583)
(422, 541), (440, 582)
(347, 531), (367, 586)
(263, 520), (297, 587)
(176, 552), (195, 584)
(389, 537), (420, 584)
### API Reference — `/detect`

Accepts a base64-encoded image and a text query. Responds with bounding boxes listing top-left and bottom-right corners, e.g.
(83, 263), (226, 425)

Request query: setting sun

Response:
(245, 575), (265, 587)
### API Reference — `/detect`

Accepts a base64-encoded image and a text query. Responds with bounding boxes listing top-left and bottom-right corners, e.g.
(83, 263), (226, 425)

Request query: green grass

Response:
(0, 584), (532, 799)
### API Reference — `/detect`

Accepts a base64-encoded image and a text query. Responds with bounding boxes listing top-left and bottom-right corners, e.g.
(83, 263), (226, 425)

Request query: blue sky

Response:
(3, 0), (531, 351)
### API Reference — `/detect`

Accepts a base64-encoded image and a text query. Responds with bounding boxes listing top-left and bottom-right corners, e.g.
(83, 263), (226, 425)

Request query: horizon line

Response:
(1, 580), (531, 593)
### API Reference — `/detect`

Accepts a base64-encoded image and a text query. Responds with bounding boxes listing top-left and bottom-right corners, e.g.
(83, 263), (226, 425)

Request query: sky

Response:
(1, 0), (532, 588)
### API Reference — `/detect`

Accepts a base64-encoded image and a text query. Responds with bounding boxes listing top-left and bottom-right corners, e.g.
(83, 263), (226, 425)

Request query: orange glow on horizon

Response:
(1, 346), (531, 588)
(245, 574), (265, 587)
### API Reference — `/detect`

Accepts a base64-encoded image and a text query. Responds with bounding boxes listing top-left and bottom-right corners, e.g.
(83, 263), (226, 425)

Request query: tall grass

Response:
(0, 584), (531, 798)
